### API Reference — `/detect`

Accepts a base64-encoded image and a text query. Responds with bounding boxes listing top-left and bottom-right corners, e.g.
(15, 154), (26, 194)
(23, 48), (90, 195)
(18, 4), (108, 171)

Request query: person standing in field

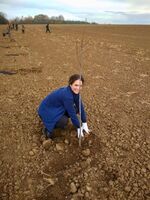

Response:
(21, 24), (25, 33)
(2, 24), (11, 38)
(46, 23), (51, 33)
(15, 23), (18, 31)
(38, 74), (90, 139)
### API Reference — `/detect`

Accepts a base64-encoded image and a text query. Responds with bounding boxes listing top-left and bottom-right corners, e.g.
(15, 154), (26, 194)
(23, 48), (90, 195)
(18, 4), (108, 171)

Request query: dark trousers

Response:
(40, 114), (69, 136)
(46, 29), (50, 33)
(55, 115), (69, 129)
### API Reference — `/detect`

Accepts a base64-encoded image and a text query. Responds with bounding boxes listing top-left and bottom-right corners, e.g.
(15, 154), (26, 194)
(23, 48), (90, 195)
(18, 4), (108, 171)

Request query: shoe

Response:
(42, 127), (54, 139)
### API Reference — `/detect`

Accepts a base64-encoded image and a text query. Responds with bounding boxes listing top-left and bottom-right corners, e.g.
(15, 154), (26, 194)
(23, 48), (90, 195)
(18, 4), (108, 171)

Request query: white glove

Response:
(82, 122), (90, 134)
(77, 128), (84, 138)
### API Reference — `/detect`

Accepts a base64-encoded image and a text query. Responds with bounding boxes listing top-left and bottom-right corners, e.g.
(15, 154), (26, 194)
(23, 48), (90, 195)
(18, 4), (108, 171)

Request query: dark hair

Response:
(68, 74), (84, 85)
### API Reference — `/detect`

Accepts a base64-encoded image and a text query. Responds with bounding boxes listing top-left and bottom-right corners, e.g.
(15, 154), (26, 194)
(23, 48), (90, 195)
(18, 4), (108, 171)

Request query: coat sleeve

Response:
(81, 101), (87, 123)
(63, 96), (80, 128)
(74, 96), (87, 123)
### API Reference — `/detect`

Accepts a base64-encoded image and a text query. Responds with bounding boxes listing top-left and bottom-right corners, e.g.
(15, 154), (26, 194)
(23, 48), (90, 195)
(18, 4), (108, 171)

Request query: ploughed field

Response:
(0, 24), (150, 200)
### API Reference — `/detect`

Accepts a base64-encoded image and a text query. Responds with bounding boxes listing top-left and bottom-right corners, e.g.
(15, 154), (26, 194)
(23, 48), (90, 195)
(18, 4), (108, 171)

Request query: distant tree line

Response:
(0, 12), (92, 24)
(0, 12), (9, 24)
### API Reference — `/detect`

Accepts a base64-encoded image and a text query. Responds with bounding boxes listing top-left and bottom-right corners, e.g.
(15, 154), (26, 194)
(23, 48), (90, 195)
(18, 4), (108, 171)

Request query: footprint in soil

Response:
(0, 70), (17, 75)
(0, 67), (42, 75)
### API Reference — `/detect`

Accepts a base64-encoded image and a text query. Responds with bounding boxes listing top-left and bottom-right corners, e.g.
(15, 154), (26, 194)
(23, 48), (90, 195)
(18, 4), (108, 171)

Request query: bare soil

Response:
(0, 24), (150, 200)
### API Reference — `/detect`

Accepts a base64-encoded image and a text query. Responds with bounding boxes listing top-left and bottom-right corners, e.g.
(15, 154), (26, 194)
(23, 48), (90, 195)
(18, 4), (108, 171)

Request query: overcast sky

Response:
(0, 0), (150, 24)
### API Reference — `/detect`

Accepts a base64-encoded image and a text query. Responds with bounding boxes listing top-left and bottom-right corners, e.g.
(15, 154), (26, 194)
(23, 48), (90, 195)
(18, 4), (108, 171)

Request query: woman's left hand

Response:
(82, 122), (90, 134)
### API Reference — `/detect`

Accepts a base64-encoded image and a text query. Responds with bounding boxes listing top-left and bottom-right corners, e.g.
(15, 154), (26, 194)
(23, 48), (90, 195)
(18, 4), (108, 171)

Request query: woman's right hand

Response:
(77, 128), (84, 138)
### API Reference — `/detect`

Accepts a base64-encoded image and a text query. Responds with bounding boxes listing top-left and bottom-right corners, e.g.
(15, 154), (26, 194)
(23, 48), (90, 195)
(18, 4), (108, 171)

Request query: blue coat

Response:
(38, 86), (86, 133)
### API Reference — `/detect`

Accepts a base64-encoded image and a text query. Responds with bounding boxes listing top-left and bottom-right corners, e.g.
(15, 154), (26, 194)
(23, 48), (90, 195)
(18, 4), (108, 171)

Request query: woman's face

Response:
(70, 79), (83, 94)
